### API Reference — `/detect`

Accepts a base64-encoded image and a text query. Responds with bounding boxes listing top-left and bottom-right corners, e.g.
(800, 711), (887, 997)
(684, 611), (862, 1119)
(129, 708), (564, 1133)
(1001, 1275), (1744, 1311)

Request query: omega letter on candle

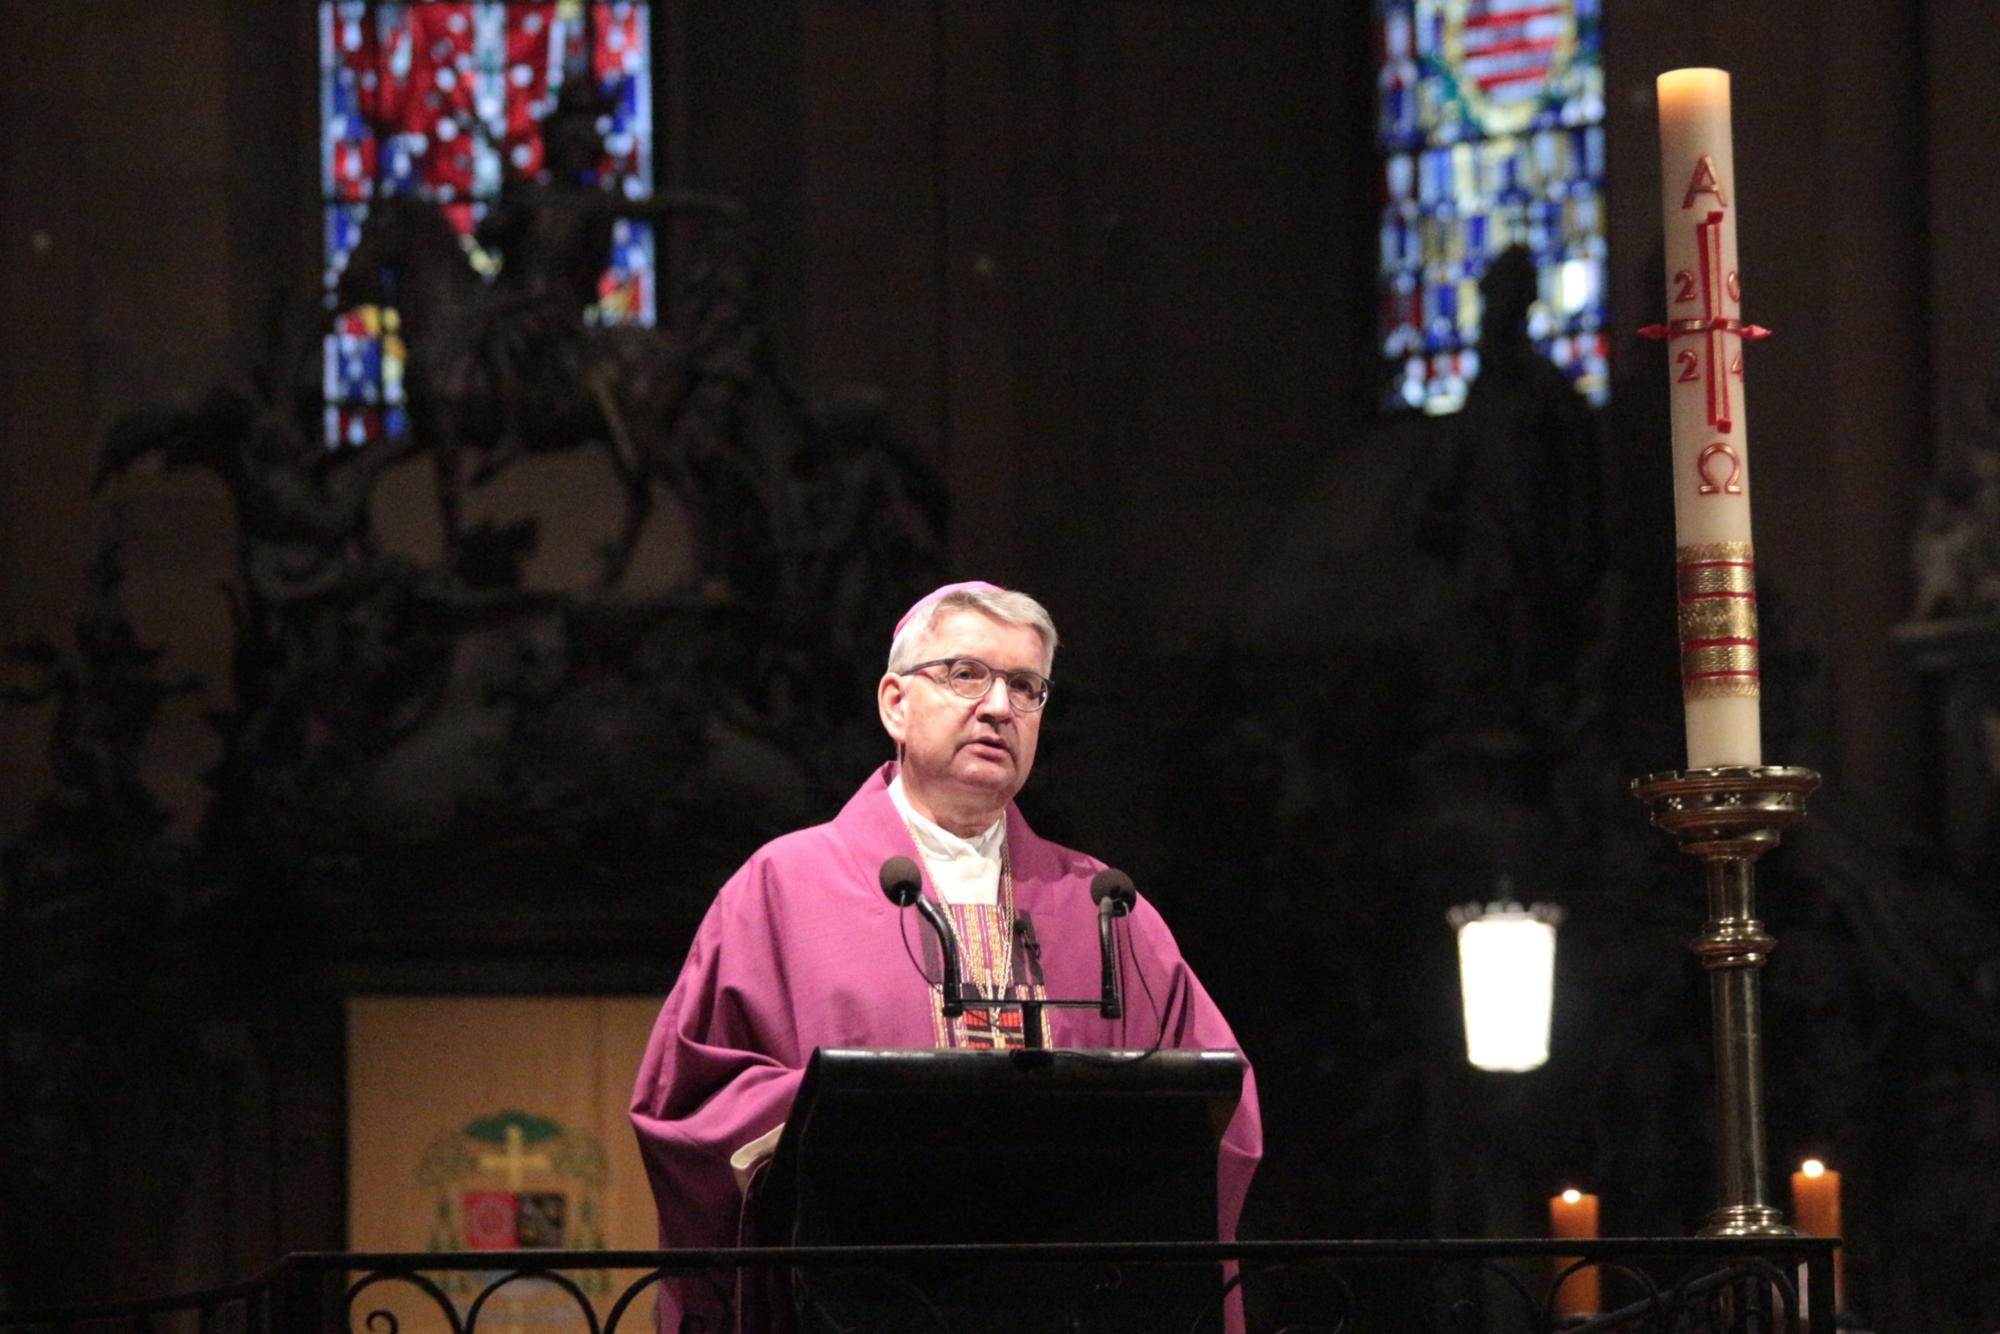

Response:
(1645, 68), (1770, 768)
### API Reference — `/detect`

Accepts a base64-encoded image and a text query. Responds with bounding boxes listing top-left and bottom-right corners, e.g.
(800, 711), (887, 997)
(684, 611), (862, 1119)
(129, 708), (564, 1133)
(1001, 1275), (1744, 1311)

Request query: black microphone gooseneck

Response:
(1089, 869), (1136, 1021)
(880, 855), (964, 1017)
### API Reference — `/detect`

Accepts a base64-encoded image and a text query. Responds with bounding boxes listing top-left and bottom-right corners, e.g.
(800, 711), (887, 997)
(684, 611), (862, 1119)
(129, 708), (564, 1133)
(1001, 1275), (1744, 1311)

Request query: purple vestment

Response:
(630, 762), (1262, 1328)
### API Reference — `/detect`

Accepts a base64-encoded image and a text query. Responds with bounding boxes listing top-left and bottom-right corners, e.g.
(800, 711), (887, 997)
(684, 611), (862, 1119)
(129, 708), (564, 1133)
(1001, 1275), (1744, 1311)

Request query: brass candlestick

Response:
(1631, 765), (1820, 1237)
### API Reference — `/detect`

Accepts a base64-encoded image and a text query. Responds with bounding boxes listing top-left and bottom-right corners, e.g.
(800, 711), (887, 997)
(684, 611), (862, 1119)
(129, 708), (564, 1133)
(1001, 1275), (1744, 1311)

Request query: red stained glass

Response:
(319, 1), (656, 445)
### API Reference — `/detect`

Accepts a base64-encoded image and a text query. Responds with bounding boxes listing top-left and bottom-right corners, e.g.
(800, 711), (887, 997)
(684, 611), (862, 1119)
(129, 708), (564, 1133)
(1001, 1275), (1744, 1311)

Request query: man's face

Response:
(878, 609), (1049, 819)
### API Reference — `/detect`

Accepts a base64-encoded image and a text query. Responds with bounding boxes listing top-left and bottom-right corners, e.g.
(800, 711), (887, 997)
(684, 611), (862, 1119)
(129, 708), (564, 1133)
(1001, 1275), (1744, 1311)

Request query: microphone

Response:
(1090, 869), (1135, 1020)
(1090, 869), (1136, 916)
(879, 855), (922, 907)
(880, 856), (964, 1017)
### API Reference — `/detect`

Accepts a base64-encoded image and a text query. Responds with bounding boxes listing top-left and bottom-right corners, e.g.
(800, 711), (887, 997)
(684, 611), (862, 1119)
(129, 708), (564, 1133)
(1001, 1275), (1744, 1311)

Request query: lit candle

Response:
(1548, 1188), (1600, 1317)
(1791, 1159), (1845, 1310)
(1651, 68), (1766, 769)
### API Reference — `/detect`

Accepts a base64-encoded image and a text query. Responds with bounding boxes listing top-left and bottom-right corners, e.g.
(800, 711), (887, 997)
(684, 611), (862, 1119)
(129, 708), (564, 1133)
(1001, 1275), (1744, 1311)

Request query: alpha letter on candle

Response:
(1649, 68), (1769, 769)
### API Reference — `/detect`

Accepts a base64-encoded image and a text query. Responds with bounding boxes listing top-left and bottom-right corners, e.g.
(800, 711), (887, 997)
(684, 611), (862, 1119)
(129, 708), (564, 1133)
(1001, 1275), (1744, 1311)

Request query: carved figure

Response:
(335, 192), (603, 545)
(97, 385), (408, 607)
(1912, 391), (2000, 620)
(1425, 246), (1603, 738)
(3, 539), (199, 834)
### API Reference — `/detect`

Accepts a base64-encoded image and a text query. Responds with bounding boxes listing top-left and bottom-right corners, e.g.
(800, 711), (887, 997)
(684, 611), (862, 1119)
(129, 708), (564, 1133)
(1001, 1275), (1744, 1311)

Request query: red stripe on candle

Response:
(1685, 670), (1761, 682)
(1682, 637), (1759, 649)
(1702, 212), (1733, 430)
(1663, 317), (1762, 336)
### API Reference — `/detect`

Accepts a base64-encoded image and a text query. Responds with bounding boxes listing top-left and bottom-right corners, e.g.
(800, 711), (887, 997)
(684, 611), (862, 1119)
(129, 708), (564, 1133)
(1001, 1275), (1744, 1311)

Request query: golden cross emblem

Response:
(477, 1123), (553, 1190)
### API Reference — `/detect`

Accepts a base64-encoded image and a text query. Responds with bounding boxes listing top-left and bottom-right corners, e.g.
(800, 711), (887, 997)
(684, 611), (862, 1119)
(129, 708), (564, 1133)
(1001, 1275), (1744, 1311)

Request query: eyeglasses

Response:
(900, 658), (1051, 712)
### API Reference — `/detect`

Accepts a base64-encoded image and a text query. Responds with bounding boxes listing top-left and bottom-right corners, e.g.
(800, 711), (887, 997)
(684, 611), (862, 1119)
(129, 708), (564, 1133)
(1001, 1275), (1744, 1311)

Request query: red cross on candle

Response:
(1639, 209), (1772, 433)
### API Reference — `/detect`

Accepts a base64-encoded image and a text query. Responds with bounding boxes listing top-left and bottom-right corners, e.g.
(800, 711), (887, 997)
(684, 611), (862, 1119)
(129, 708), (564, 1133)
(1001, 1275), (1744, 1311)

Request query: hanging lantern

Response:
(1449, 900), (1565, 1072)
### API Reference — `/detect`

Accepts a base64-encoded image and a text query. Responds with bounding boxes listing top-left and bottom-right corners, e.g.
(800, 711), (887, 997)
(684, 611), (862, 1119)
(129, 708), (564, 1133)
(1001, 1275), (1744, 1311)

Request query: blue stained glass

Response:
(1373, 0), (1608, 414)
(1431, 282), (1456, 346)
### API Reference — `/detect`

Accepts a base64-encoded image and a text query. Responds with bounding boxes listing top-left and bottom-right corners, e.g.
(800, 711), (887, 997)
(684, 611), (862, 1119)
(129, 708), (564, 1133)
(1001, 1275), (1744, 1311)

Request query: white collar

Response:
(888, 774), (1005, 905)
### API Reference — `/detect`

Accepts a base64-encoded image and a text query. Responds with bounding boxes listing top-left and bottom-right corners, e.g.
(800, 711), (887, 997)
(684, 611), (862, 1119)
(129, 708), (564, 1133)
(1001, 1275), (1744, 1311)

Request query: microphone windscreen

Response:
(879, 855), (924, 907)
(1089, 868), (1137, 913)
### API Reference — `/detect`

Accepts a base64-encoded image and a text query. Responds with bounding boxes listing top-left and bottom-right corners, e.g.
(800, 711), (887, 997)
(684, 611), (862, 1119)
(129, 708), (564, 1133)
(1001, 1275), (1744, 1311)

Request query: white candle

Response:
(1653, 68), (1764, 769)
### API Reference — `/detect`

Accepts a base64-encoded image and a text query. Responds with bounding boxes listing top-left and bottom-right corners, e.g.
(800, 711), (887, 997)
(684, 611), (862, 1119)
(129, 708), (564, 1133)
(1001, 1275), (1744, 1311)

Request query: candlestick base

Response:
(1631, 765), (1821, 1240)
(1699, 1202), (1792, 1238)
(1631, 765), (1817, 851)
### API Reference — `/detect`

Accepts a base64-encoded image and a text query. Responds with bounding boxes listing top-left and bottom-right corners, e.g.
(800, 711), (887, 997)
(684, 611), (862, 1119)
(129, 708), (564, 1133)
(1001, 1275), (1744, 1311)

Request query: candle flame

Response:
(1801, 1159), (1826, 1178)
(1657, 67), (1731, 107)
(1561, 1188), (1583, 1204)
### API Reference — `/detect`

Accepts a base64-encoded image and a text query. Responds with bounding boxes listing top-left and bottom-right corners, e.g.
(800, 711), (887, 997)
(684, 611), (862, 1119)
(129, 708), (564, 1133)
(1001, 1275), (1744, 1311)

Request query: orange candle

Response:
(1791, 1159), (1845, 1309)
(1549, 1189), (1600, 1317)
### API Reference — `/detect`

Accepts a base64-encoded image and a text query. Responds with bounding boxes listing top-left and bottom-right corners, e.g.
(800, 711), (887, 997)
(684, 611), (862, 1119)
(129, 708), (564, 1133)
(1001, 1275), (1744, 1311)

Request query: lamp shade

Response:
(1449, 901), (1564, 1072)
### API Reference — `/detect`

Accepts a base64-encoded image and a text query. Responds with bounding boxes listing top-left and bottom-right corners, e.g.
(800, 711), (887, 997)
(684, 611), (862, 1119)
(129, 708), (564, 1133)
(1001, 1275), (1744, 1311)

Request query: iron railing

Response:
(0, 1237), (1839, 1334)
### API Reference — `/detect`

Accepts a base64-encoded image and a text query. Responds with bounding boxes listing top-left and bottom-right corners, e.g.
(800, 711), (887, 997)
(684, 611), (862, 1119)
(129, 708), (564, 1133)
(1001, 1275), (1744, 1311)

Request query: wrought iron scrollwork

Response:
(460, 1270), (600, 1334)
(0, 1241), (1840, 1334)
(596, 1268), (666, 1334)
(344, 1271), (463, 1334)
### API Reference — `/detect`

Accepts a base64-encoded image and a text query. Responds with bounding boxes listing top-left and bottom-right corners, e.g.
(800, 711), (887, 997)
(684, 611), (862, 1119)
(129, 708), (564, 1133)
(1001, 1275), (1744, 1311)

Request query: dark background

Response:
(3, 1), (1998, 1328)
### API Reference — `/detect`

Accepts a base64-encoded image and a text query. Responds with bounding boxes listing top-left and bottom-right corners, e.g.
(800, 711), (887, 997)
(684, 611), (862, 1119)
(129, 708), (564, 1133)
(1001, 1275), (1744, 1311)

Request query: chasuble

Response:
(629, 762), (1262, 1328)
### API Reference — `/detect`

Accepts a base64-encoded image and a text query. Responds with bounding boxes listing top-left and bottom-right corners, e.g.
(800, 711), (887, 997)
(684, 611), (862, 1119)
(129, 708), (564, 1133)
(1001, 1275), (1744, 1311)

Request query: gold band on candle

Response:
(1679, 595), (1756, 641)
(1683, 641), (1759, 675)
(1672, 540), (1752, 560)
(1676, 545), (1756, 594)
(1678, 542), (1759, 700)
(1677, 540), (1755, 562)
(1683, 675), (1762, 700)
(1677, 565), (1755, 599)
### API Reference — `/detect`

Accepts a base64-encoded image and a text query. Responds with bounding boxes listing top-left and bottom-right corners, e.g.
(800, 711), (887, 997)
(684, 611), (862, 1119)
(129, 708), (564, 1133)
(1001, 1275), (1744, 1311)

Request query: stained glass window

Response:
(1376, 0), (1607, 415)
(319, 1), (655, 446)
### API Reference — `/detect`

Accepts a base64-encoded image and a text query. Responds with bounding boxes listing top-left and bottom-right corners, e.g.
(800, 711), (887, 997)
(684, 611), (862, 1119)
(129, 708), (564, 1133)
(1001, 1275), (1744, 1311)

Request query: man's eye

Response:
(947, 663), (986, 685)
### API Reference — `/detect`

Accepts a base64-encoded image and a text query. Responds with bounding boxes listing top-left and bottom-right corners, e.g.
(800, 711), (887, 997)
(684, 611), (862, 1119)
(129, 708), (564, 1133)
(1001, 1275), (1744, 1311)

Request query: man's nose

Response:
(975, 678), (1016, 718)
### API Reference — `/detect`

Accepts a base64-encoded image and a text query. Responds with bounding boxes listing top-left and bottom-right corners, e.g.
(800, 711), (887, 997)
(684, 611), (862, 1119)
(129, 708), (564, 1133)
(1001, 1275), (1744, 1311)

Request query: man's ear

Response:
(878, 672), (909, 745)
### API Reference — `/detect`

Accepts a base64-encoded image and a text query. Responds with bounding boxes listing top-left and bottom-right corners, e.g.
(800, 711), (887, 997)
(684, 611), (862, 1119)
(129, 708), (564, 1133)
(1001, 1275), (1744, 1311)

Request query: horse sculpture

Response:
(330, 182), (804, 598)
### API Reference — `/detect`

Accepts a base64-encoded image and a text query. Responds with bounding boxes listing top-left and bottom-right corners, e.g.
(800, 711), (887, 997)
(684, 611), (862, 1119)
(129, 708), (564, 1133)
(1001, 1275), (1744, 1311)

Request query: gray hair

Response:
(886, 587), (1059, 673)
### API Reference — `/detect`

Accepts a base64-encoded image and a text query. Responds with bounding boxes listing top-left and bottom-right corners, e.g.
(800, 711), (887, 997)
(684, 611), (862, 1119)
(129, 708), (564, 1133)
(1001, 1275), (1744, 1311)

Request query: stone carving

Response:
(39, 162), (943, 908)
(1912, 390), (2000, 620)
(2, 536), (200, 870)
(1422, 246), (1605, 748)
(1, 132), (946, 1306)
